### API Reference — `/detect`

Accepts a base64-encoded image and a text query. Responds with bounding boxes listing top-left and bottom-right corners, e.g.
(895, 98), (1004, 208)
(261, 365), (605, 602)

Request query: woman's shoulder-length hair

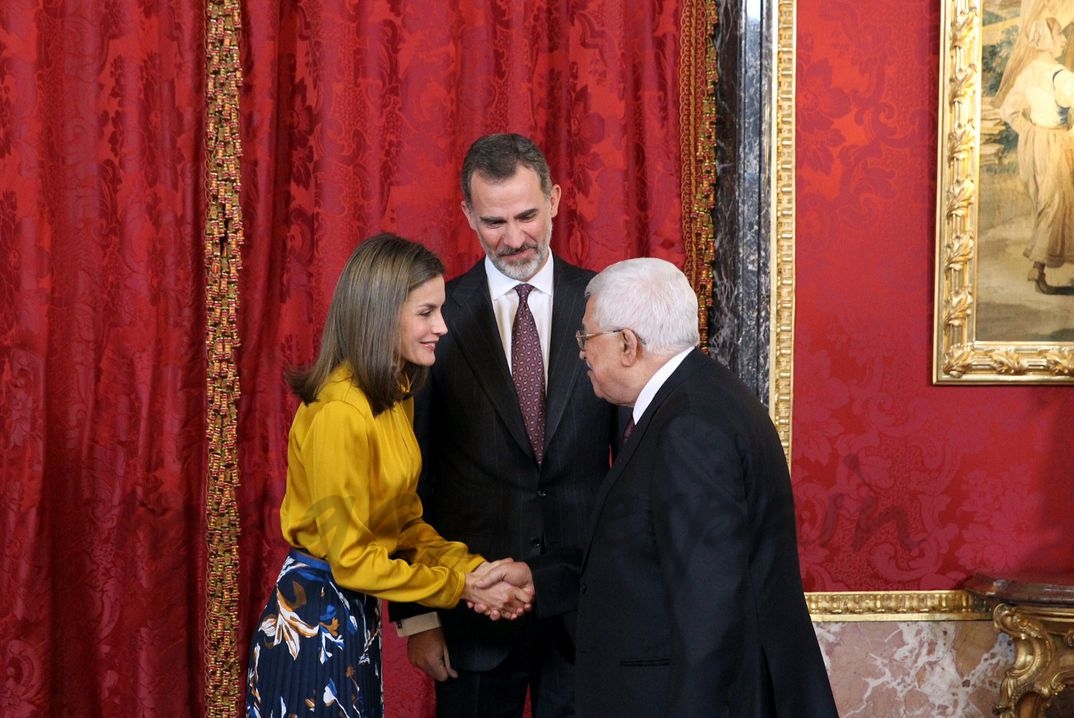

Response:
(287, 233), (444, 414)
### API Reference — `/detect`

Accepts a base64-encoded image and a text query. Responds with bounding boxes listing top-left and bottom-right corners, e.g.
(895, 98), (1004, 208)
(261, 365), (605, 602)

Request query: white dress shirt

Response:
(630, 346), (694, 425)
(485, 255), (554, 380)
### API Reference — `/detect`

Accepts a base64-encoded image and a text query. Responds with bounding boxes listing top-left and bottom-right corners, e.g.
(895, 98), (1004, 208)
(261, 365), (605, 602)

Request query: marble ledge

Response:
(817, 620), (1010, 718)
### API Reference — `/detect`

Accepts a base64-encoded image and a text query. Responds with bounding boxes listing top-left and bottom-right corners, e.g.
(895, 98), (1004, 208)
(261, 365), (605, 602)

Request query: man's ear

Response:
(461, 200), (477, 230)
(549, 184), (562, 218)
(620, 329), (641, 366)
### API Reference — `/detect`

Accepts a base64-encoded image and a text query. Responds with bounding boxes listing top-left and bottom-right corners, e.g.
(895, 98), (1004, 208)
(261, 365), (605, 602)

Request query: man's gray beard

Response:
(493, 245), (550, 282)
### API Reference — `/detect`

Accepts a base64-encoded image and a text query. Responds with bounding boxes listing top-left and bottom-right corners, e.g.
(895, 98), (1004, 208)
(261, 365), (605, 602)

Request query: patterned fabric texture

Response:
(246, 550), (383, 718)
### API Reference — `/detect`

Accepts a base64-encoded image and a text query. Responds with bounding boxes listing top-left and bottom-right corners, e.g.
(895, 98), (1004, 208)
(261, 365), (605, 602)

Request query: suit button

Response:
(529, 537), (542, 549)
(537, 489), (549, 498)
(580, 582), (587, 594)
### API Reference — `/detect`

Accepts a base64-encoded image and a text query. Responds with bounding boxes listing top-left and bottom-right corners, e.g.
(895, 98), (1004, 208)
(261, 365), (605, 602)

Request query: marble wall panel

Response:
(815, 620), (1029, 717)
(818, 620), (1009, 716)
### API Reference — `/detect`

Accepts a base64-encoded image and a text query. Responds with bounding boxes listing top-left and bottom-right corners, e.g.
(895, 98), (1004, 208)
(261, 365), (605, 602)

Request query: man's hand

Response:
(474, 559), (533, 591)
(406, 627), (457, 682)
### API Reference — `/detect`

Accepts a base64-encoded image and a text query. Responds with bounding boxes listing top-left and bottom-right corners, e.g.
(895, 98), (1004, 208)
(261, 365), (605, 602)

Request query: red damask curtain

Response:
(1, 1), (711, 715)
(1, 2), (208, 715)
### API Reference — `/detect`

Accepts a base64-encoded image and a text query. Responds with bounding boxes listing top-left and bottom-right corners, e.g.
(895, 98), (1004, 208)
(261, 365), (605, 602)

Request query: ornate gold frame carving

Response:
(772, 1), (996, 619)
(771, 0), (796, 456)
(932, 0), (1074, 383)
(807, 590), (991, 622)
(991, 602), (1074, 715)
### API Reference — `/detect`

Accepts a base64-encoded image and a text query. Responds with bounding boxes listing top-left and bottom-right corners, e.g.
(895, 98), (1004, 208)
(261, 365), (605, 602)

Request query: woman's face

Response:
(395, 275), (447, 366)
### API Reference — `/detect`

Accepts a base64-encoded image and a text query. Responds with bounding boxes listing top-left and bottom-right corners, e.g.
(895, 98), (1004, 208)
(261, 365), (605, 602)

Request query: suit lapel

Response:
(543, 258), (589, 452)
(580, 349), (704, 566)
(447, 263), (533, 457)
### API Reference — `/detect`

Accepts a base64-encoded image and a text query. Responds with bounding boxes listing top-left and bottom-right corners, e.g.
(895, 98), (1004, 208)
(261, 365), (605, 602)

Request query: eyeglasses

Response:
(575, 329), (622, 350)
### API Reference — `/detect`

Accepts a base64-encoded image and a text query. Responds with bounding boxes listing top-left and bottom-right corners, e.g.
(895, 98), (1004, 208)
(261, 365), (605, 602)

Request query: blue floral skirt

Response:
(246, 549), (383, 718)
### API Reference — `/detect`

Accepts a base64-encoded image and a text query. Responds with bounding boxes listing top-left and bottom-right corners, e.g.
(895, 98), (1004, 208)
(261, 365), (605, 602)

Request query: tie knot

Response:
(514, 283), (534, 303)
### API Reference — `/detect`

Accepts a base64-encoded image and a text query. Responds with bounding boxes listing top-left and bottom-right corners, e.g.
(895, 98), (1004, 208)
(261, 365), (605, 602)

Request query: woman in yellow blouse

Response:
(246, 234), (532, 718)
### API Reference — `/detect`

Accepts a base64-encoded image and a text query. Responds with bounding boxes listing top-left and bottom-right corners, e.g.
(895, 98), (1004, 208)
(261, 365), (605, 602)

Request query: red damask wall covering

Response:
(794, 0), (1073, 592)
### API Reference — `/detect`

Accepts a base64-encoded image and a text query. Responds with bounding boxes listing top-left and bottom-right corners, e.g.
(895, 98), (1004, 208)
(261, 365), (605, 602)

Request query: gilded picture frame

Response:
(933, 0), (1074, 383)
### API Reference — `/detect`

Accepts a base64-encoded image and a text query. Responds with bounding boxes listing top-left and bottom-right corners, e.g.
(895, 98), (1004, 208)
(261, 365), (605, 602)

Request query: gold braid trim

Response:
(679, 0), (717, 349)
(204, 0), (244, 713)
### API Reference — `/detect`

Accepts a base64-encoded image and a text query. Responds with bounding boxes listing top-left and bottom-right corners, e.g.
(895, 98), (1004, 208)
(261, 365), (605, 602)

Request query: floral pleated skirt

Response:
(246, 549), (383, 718)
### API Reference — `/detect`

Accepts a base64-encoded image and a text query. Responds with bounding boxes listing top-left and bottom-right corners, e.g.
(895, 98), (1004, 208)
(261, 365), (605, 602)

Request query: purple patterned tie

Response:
(512, 284), (545, 463)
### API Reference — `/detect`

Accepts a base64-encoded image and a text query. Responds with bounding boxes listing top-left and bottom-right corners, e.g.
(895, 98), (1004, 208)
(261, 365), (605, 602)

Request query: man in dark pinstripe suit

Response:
(391, 134), (618, 718)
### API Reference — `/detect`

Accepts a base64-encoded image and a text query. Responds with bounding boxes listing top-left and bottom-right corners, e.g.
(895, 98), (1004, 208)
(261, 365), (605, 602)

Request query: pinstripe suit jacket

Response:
(405, 256), (618, 671)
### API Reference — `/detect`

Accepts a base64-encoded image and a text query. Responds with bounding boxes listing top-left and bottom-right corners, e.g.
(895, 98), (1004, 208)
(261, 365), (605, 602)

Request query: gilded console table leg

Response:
(992, 603), (1074, 718)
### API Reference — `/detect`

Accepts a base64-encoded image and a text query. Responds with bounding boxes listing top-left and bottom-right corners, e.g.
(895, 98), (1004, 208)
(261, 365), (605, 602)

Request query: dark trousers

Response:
(434, 619), (575, 718)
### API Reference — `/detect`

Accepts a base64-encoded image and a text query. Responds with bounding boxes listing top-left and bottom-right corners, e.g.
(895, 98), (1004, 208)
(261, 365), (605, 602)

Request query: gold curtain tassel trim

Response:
(203, 0), (244, 714)
(680, 0), (717, 350)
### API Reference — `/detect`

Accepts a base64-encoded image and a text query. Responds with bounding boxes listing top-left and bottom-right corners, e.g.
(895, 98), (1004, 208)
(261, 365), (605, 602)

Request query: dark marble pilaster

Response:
(710, 0), (771, 403)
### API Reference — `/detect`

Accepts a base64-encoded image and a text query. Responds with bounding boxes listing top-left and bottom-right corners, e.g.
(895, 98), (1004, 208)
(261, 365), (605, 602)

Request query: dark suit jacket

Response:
(575, 349), (838, 718)
(397, 256), (617, 671)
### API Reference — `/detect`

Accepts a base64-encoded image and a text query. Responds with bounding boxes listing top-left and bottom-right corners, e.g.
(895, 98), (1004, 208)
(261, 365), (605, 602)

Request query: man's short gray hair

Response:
(585, 257), (700, 355)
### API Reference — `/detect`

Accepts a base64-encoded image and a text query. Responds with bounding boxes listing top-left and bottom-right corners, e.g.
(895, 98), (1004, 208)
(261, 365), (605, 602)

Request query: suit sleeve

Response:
(650, 412), (750, 717)
(527, 547), (583, 617)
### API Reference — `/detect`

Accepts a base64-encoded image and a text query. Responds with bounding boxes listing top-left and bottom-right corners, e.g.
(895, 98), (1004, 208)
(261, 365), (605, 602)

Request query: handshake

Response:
(406, 559), (534, 682)
(461, 558), (534, 620)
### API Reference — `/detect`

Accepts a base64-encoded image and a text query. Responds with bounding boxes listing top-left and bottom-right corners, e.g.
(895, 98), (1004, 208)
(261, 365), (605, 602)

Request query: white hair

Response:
(585, 257), (700, 355)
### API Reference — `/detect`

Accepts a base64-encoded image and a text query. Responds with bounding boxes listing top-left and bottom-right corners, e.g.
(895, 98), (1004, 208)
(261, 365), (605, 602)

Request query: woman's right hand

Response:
(462, 559), (534, 620)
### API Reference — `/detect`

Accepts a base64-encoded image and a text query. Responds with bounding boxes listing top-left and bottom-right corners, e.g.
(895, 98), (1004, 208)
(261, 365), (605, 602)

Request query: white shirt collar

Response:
(632, 346), (694, 424)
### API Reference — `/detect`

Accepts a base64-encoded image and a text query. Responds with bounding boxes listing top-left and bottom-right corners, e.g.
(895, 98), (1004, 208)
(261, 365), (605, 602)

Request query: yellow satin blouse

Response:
(279, 365), (484, 608)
